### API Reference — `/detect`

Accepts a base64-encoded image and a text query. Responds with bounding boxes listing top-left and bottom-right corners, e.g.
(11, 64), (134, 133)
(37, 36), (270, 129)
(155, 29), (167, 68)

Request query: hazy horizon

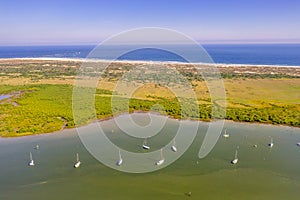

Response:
(2, 40), (300, 47)
(1, 0), (300, 45)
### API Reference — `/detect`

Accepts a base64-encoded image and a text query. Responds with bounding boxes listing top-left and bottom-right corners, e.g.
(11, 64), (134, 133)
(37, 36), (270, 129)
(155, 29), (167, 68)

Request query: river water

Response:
(0, 113), (299, 199)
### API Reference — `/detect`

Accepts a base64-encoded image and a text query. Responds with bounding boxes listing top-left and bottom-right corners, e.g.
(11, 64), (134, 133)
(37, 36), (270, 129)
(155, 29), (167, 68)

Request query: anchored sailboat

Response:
(155, 149), (165, 166)
(171, 139), (177, 152)
(231, 147), (239, 164)
(116, 150), (123, 166)
(223, 129), (229, 138)
(268, 137), (274, 148)
(74, 153), (81, 168)
(28, 152), (34, 166)
(142, 138), (150, 150)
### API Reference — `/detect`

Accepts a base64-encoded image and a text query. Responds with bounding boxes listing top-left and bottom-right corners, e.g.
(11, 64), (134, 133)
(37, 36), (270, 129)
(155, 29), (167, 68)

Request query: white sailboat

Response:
(74, 153), (81, 168)
(268, 137), (274, 148)
(142, 138), (150, 150)
(297, 142), (300, 147)
(171, 139), (177, 152)
(34, 144), (39, 150)
(231, 147), (239, 164)
(116, 150), (123, 166)
(28, 152), (35, 166)
(155, 149), (165, 166)
(223, 129), (229, 138)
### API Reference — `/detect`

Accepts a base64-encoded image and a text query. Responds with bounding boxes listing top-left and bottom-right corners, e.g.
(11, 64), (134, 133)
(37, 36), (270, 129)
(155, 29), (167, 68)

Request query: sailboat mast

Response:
(119, 150), (122, 159)
(76, 153), (79, 162)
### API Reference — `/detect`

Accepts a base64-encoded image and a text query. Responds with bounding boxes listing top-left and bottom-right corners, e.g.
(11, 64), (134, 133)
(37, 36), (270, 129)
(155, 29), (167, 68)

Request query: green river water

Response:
(0, 113), (300, 200)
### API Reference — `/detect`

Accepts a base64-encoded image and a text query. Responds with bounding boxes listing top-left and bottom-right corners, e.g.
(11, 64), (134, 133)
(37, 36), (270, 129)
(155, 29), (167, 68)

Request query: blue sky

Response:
(1, 0), (300, 45)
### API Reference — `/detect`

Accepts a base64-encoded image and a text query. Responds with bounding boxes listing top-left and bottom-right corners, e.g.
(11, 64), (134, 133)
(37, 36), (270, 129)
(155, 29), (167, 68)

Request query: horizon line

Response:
(1, 41), (300, 47)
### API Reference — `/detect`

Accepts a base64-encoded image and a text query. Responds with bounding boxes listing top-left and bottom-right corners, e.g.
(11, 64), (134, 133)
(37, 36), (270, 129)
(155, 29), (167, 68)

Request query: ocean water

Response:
(0, 44), (300, 66)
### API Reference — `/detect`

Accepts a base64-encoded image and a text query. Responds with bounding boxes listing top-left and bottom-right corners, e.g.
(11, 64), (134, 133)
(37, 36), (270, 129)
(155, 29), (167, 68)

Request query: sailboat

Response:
(74, 153), (81, 168)
(268, 137), (274, 148)
(223, 129), (229, 138)
(155, 149), (165, 166)
(28, 152), (35, 166)
(116, 150), (123, 166)
(297, 142), (300, 147)
(171, 139), (177, 152)
(34, 144), (39, 150)
(142, 138), (150, 150)
(231, 147), (239, 164)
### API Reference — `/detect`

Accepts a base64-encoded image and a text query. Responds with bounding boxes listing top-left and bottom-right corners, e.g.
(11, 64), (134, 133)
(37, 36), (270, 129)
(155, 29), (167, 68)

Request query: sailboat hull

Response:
(156, 159), (165, 166)
(28, 160), (35, 166)
(223, 134), (229, 138)
(142, 145), (150, 150)
(171, 146), (177, 152)
(116, 159), (123, 166)
(268, 143), (274, 147)
(74, 161), (81, 168)
(231, 158), (238, 164)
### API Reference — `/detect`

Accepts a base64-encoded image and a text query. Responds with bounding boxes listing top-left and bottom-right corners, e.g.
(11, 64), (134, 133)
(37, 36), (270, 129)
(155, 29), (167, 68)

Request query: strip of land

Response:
(0, 58), (299, 137)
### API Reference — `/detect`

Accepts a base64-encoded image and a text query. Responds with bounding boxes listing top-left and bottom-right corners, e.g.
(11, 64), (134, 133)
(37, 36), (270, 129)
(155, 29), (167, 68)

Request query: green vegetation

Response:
(0, 61), (78, 79)
(0, 84), (73, 136)
(0, 83), (299, 137)
(0, 60), (299, 136)
(226, 106), (299, 126)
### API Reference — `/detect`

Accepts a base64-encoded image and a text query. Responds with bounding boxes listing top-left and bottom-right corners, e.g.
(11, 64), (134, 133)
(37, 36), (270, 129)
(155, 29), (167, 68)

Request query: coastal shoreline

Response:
(0, 111), (298, 139)
(1, 57), (300, 68)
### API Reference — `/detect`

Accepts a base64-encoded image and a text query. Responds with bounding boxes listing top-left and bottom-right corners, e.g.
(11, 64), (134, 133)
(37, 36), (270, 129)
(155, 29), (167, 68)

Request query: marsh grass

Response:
(0, 60), (299, 136)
